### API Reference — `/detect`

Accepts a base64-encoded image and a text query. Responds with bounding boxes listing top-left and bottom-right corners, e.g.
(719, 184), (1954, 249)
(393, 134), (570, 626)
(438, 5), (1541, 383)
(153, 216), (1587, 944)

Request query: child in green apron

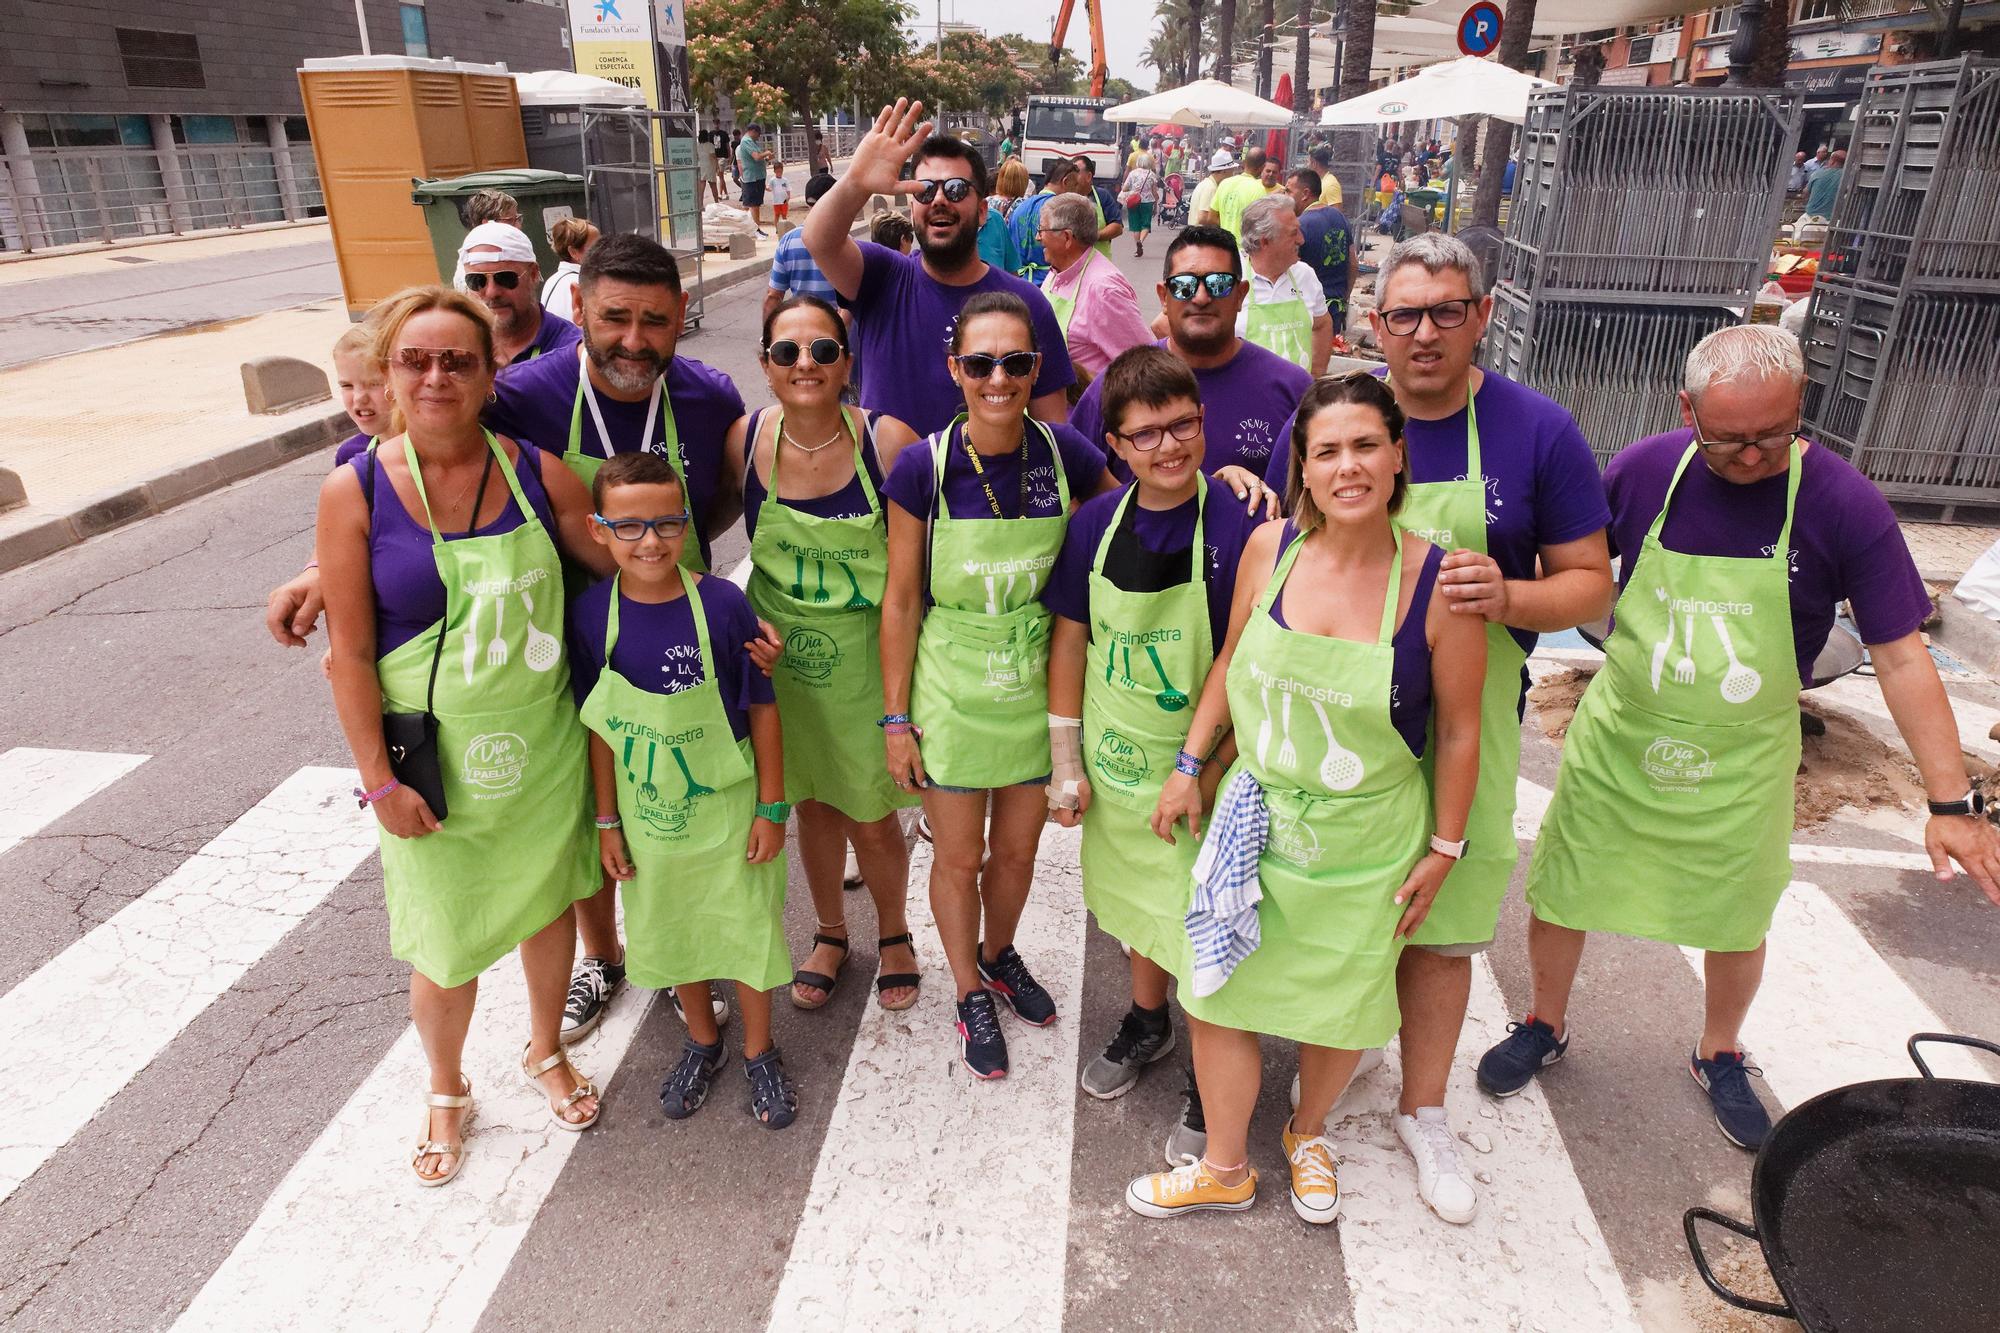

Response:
(1129, 374), (1485, 1224)
(574, 453), (800, 1130)
(879, 291), (1111, 1081)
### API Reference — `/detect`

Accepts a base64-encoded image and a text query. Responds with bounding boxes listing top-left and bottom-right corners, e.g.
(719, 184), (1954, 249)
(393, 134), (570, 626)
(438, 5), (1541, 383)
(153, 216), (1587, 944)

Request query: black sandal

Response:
(875, 933), (921, 1012)
(790, 932), (849, 1010)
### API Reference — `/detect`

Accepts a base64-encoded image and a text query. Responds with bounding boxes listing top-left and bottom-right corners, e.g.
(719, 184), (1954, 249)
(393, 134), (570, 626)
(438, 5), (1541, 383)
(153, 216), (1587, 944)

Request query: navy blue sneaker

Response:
(1691, 1050), (1773, 1150)
(956, 990), (1009, 1079)
(660, 1037), (726, 1119)
(978, 942), (1058, 1026)
(1476, 1015), (1569, 1097)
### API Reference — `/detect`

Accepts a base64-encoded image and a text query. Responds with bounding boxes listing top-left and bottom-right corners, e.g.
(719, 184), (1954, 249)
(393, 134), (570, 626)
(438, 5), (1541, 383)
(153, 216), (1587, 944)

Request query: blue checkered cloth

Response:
(1186, 768), (1269, 998)
(767, 229), (840, 303)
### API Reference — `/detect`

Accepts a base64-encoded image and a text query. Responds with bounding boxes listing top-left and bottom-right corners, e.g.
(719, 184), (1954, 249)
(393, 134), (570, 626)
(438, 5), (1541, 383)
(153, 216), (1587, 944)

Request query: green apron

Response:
(1043, 250), (1096, 340)
(1181, 529), (1429, 1050)
(1078, 481), (1214, 978)
(909, 417), (1072, 789)
(1526, 442), (1803, 953)
(1089, 189), (1113, 259)
(746, 409), (918, 824)
(374, 434), (597, 989)
(1395, 385), (1532, 948)
(1242, 268), (1314, 371)
(577, 573), (792, 991)
(561, 349), (704, 573)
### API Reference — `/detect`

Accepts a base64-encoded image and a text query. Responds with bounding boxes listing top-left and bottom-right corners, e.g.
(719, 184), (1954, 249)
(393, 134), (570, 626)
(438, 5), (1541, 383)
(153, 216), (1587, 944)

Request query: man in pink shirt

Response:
(1037, 192), (1153, 383)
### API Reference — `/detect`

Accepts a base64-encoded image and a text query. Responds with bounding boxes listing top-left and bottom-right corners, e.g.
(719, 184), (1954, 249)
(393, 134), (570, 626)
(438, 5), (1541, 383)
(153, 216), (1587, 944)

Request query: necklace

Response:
(782, 419), (847, 454)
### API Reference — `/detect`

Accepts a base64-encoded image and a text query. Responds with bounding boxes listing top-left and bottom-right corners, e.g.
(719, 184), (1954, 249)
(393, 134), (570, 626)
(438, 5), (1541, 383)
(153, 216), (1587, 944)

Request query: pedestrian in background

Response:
(1037, 193), (1152, 383)
(738, 124), (774, 234)
(1189, 150), (1236, 229)
(701, 132), (724, 203)
(1287, 168), (1358, 337)
(1119, 152), (1162, 259)
(765, 173), (844, 323)
(540, 216), (599, 327)
(1803, 148), (1845, 219)
(457, 223), (581, 368)
(1214, 146), (1270, 241)
(1236, 195), (1332, 375)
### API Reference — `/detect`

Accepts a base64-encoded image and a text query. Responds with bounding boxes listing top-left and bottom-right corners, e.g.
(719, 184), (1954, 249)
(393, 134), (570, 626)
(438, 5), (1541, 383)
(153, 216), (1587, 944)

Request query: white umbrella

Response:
(512, 69), (644, 107)
(1105, 78), (1296, 128)
(1319, 55), (1556, 126)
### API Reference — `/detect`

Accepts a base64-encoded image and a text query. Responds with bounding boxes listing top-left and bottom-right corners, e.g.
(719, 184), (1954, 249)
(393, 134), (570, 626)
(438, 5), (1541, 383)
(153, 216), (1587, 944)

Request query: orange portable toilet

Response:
(298, 55), (530, 318)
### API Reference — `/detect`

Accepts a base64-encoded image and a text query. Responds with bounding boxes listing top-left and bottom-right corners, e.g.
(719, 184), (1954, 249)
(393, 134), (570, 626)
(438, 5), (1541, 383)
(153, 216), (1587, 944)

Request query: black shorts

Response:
(741, 178), (767, 207)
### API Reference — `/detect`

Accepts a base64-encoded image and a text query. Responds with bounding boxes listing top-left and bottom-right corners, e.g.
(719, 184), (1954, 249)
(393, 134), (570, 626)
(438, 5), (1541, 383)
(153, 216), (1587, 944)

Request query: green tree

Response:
(687, 0), (914, 123)
(901, 31), (1030, 115)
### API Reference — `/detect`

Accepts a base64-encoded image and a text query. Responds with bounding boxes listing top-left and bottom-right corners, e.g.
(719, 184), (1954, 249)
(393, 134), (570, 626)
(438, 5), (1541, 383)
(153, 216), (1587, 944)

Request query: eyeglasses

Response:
(952, 350), (1040, 380)
(1113, 411), (1203, 452)
(766, 337), (844, 367)
(1164, 272), (1240, 302)
(912, 177), (976, 205)
(593, 513), (692, 541)
(463, 271), (522, 292)
(393, 347), (485, 377)
(1378, 299), (1474, 336)
(1688, 405), (1798, 458)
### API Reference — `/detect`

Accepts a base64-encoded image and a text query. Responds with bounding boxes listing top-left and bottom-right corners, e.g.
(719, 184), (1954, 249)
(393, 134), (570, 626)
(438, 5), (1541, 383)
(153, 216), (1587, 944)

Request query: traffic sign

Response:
(1458, 2), (1504, 57)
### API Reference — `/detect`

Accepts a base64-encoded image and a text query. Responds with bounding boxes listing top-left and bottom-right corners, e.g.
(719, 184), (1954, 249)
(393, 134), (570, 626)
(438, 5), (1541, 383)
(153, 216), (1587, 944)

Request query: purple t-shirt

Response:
(848, 241), (1076, 436)
(1268, 522), (1445, 758)
(740, 407), (888, 543)
(334, 430), (374, 467)
(487, 350), (746, 569)
(513, 307), (582, 366)
(1604, 429), (1929, 686)
(1045, 482), (1260, 649)
(882, 421), (1106, 522)
(1263, 368), (1611, 656)
(566, 573), (776, 740)
(1071, 338), (1311, 480)
(355, 442), (558, 657)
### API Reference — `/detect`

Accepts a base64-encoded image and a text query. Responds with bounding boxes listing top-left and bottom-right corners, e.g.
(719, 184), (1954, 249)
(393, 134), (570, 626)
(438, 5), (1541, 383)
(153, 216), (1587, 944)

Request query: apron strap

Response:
(1378, 527), (1406, 645)
(575, 347), (664, 463)
(1382, 372), (1481, 488)
(1258, 528), (1308, 615)
(404, 432), (519, 549)
(1093, 473), (1209, 585)
(604, 571), (713, 675)
(771, 406), (877, 515)
(1646, 437), (1802, 570)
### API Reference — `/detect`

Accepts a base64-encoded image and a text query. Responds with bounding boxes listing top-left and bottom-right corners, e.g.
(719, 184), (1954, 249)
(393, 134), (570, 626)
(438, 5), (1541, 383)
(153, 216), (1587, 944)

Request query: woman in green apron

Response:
(879, 291), (1112, 1080)
(726, 295), (924, 1013)
(576, 453), (799, 1129)
(318, 286), (615, 1186)
(1129, 374), (1484, 1223)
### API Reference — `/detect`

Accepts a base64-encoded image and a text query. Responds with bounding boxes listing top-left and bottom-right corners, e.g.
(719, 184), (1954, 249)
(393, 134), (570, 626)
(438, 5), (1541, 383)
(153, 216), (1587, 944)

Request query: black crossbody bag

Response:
(363, 443), (495, 821)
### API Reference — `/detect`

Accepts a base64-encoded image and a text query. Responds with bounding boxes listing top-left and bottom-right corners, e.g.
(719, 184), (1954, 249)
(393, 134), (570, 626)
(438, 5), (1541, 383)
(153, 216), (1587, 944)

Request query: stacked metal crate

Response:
(1800, 56), (2000, 508)
(1483, 86), (1803, 462)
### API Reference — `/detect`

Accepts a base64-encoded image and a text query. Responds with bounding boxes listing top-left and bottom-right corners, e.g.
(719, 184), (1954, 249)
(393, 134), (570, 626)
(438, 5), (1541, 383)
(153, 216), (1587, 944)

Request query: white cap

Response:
(1209, 149), (1238, 171)
(458, 220), (537, 266)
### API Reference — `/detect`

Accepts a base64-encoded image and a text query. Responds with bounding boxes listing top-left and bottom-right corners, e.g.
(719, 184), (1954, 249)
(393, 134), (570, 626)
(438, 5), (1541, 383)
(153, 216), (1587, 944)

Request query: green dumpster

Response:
(409, 168), (588, 285)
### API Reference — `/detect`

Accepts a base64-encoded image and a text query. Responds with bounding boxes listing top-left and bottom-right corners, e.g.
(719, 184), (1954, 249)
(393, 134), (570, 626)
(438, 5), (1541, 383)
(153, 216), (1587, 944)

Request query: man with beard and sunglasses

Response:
(456, 223), (581, 368)
(804, 99), (1075, 436)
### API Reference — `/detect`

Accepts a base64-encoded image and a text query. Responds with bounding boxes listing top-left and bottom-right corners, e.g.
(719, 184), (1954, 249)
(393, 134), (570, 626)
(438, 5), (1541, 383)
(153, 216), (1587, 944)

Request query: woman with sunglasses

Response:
(1131, 374), (1483, 1223)
(317, 285), (615, 1186)
(725, 296), (925, 1014)
(880, 290), (1112, 1079)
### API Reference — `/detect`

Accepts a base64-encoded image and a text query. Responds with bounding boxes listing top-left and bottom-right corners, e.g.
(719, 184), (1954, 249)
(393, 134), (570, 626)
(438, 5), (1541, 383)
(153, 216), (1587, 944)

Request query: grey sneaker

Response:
(670, 986), (732, 1029)
(1162, 1067), (1207, 1165)
(1081, 1006), (1175, 1100)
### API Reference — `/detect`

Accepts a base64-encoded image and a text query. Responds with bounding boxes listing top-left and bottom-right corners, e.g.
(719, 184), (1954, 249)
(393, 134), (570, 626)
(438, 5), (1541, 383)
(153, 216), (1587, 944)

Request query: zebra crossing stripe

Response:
(767, 823), (1090, 1330)
(0, 746), (149, 858)
(0, 765), (376, 1204)
(177, 953), (656, 1331)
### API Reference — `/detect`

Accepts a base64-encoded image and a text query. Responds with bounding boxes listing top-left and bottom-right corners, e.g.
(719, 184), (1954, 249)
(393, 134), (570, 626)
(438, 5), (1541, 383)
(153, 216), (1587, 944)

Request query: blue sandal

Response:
(659, 1037), (726, 1120)
(745, 1047), (798, 1130)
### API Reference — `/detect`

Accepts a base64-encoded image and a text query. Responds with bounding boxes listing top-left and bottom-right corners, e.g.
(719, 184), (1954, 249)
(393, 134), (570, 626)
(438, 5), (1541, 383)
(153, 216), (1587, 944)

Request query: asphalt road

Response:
(3, 234), (1999, 1333)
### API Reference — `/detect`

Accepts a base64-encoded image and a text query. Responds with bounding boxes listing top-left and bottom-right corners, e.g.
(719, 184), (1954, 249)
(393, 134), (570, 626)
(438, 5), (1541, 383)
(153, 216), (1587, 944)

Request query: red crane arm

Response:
(1050, 0), (1110, 98)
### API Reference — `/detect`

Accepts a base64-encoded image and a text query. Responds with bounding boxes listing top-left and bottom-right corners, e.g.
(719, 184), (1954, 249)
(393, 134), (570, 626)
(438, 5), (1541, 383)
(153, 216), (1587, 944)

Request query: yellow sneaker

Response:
(1124, 1158), (1258, 1218)
(1281, 1125), (1341, 1224)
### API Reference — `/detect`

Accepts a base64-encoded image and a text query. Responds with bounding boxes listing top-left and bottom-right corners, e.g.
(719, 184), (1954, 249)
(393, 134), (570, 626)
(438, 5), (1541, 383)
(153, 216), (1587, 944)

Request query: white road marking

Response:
(177, 957), (656, 1331)
(0, 747), (149, 857)
(768, 822), (1088, 1332)
(0, 766), (374, 1203)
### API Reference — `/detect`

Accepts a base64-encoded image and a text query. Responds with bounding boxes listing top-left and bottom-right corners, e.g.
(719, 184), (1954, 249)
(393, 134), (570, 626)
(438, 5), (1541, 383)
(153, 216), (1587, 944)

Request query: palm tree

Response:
(1336, 0), (1372, 104)
(1255, 0), (1277, 100)
(1212, 0), (1238, 83)
(1472, 0), (1538, 229)
(1185, 0), (1208, 85)
(1291, 0), (1313, 115)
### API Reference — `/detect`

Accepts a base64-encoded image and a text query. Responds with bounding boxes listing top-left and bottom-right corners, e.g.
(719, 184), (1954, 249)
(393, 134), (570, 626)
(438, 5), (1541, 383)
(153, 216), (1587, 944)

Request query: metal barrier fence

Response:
(2, 140), (324, 252)
(775, 123), (859, 167)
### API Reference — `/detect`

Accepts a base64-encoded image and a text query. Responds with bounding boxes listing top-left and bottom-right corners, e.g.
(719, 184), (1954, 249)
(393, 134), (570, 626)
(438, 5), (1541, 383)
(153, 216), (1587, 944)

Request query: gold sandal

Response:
(410, 1076), (473, 1187)
(522, 1044), (599, 1132)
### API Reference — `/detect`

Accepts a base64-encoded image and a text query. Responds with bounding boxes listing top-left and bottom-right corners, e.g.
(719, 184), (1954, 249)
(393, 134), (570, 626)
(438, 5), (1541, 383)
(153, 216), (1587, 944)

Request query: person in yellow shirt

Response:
(1214, 147), (1272, 242)
(1309, 143), (1345, 210)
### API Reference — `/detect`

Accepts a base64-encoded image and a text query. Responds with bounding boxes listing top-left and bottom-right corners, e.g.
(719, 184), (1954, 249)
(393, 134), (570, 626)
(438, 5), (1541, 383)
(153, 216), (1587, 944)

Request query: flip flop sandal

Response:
(790, 932), (850, 1010)
(875, 933), (922, 1012)
(521, 1044), (599, 1132)
(745, 1048), (799, 1131)
(410, 1076), (473, 1188)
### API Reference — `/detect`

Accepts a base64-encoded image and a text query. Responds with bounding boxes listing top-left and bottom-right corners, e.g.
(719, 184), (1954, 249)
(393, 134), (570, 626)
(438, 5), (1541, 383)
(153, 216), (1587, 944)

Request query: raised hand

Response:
(846, 99), (934, 201)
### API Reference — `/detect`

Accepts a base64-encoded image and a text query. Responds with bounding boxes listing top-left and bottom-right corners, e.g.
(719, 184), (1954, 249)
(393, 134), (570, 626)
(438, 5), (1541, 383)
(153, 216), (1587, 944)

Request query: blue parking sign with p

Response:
(1458, 2), (1504, 57)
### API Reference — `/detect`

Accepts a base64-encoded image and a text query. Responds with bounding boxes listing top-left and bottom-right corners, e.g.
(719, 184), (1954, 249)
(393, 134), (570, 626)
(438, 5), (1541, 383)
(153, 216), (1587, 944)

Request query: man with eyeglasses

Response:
(1263, 233), (1614, 1227)
(1485, 323), (2000, 1152)
(456, 223), (581, 368)
(804, 99), (1074, 436)
(1037, 193), (1152, 381)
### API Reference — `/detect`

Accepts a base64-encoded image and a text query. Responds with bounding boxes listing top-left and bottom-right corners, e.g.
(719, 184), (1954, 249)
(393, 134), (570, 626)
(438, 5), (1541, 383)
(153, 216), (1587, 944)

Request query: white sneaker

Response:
(1395, 1106), (1478, 1225)
(842, 848), (863, 889)
(1289, 1046), (1386, 1117)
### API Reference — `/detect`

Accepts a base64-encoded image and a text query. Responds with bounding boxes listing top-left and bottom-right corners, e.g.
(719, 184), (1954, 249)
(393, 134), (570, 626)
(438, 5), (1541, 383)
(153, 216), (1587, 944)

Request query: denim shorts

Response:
(922, 775), (1051, 796)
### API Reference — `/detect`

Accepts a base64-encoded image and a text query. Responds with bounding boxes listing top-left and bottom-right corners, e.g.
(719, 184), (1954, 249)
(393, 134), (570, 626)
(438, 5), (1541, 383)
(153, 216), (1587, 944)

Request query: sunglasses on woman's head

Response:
(912, 177), (976, 205)
(1164, 272), (1239, 301)
(394, 347), (484, 377)
(766, 337), (845, 367)
(952, 351), (1039, 380)
(463, 271), (522, 292)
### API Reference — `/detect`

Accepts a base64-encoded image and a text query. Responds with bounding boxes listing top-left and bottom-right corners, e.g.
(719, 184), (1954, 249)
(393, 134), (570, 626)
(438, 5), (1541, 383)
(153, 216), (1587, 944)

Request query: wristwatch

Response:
(1927, 790), (1985, 818)
(1430, 834), (1468, 860)
(755, 800), (794, 823)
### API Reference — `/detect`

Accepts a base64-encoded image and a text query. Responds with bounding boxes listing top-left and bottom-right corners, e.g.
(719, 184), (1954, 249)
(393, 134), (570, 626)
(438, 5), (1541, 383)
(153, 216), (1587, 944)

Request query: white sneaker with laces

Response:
(1395, 1106), (1478, 1225)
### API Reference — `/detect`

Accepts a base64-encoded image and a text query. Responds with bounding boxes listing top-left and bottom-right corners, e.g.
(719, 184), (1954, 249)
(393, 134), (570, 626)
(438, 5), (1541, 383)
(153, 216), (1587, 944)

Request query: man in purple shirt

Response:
(1481, 325), (2000, 1151)
(458, 222), (582, 368)
(803, 98), (1075, 436)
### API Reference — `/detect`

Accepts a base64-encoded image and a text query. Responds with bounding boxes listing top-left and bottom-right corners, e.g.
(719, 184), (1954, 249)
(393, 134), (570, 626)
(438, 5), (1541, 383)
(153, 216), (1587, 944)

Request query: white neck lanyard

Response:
(582, 350), (662, 457)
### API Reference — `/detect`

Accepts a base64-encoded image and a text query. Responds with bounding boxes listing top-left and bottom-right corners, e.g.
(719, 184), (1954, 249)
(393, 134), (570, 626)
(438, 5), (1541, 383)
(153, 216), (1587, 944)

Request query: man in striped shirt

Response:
(763, 174), (842, 323)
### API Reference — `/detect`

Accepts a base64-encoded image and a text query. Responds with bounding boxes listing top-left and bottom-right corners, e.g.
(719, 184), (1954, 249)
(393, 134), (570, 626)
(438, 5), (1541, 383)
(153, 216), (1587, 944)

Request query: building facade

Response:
(0, 0), (570, 251)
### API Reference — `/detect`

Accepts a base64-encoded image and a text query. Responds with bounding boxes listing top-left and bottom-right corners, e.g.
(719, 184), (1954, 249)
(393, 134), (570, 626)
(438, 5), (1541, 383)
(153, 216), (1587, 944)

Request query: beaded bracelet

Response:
(354, 778), (400, 808)
(594, 815), (622, 830)
(881, 721), (915, 736)
(1173, 750), (1205, 777)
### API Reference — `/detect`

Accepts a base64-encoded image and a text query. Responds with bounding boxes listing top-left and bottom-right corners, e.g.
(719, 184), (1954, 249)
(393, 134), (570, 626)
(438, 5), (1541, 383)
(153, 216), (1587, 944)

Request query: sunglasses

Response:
(952, 351), (1040, 381)
(593, 513), (692, 541)
(1112, 411), (1203, 453)
(766, 337), (845, 367)
(394, 347), (485, 377)
(1378, 299), (1474, 336)
(912, 177), (977, 205)
(1164, 272), (1240, 301)
(463, 271), (523, 292)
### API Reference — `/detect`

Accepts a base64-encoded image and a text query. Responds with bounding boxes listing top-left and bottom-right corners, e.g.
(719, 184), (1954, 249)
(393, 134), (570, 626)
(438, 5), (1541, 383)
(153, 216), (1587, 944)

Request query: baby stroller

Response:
(1157, 172), (1189, 228)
